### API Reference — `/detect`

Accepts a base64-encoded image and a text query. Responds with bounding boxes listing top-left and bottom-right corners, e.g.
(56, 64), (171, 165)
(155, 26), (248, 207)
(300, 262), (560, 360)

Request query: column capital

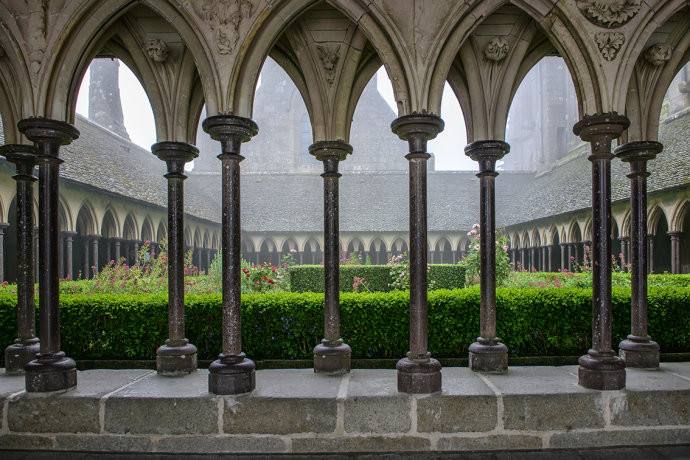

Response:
(573, 112), (629, 158)
(310, 141), (352, 176)
(152, 141), (199, 177)
(615, 141), (662, 178)
(0, 144), (38, 179)
(17, 117), (79, 147)
(61, 231), (77, 238)
(465, 140), (509, 175)
(202, 115), (258, 157)
(667, 231), (681, 238)
(391, 113), (444, 158)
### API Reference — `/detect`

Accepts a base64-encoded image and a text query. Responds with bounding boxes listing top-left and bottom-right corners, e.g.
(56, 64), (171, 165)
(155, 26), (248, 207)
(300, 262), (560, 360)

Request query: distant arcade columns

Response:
(203, 114), (258, 395)
(465, 140), (510, 374)
(62, 231), (76, 280)
(1, 144), (40, 374)
(153, 142), (199, 375)
(615, 141), (662, 369)
(310, 141), (352, 375)
(669, 232), (681, 274)
(391, 113), (444, 394)
(18, 117), (79, 392)
(573, 112), (629, 390)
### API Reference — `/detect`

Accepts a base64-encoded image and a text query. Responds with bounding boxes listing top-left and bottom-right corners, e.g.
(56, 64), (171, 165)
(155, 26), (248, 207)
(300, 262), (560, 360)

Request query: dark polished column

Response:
(114, 238), (121, 261)
(560, 243), (567, 271)
(466, 140), (510, 373)
(391, 113), (444, 393)
(91, 236), (99, 276)
(615, 141), (662, 368)
(310, 141), (352, 375)
(64, 232), (75, 280)
(82, 238), (89, 279)
(648, 239), (654, 274)
(547, 246), (553, 272)
(203, 115), (258, 395)
(1, 145), (40, 374)
(153, 142), (199, 375)
(18, 117), (79, 392)
(0, 224), (5, 283)
(669, 232), (681, 274)
(520, 249), (525, 270)
(573, 112), (629, 390)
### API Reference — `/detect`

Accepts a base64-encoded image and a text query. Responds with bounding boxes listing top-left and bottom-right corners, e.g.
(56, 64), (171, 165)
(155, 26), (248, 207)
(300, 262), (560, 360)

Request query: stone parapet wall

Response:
(1, 365), (689, 454)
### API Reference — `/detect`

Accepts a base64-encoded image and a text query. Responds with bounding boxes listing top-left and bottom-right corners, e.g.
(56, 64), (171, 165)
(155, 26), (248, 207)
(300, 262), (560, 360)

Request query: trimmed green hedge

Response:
(289, 264), (466, 292)
(1, 287), (688, 364)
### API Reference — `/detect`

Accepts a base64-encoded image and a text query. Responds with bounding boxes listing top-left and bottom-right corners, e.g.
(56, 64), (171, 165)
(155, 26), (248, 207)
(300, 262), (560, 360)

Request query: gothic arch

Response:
(648, 204), (669, 235)
(101, 209), (120, 239)
(141, 217), (155, 243)
(193, 228), (202, 249)
(203, 230), (210, 250)
(75, 201), (98, 236)
(156, 220), (167, 244)
(521, 231), (531, 249)
(531, 228), (541, 248)
(568, 221), (582, 243)
(670, 199), (690, 232)
(123, 214), (139, 241)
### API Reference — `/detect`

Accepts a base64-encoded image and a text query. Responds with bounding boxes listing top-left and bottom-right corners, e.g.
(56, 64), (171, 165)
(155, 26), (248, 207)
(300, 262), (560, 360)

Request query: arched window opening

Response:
(650, 211), (672, 274)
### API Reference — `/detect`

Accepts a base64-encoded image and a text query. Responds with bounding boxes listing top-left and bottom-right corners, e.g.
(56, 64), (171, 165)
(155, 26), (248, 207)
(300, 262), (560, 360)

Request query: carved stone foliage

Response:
(595, 32), (625, 61)
(644, 44), (672, 66)
(484, 37), (509, 62)
(194, 0), (256, 55)
(315, 44), (340, 86)
(145, 38), (169, 63)
(576, 0), (641, 28)
(25, 0), (48, 74)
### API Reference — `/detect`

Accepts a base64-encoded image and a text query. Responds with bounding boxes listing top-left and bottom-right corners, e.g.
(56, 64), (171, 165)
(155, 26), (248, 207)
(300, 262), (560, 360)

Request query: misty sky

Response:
(76, 61), (475, 171)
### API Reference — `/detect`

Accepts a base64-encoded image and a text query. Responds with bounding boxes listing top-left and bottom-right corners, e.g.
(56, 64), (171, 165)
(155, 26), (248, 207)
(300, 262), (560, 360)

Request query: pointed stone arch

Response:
(123, 214), (139, 241)
(141, 217), (155, 243)
(156, 220), (167, 244)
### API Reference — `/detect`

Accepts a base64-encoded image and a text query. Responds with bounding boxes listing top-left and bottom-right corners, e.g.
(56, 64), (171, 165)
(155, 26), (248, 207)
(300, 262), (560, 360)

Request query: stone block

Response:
(292, 436), (430, 453)
(54, 434), (153, 452)
(104, 371), (218, 435)
(660, 362), (690, 379)
(437, 434), (543, 451)
(155, 435), (287, 453)
(550, 427), (690, 449)
(417, 367), (496, 433)
(223, 396), (336, 434)
(610, 390), (690, 426)
(0, 433), (55, 450)
(344, 370), (411, 433)
(502, 393), (604, 430)
(8, 369), (152, 433)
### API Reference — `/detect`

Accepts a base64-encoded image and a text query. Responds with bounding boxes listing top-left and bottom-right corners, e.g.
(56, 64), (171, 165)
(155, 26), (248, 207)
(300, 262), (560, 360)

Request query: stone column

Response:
(669, 232), (681, 274)
(19, 117), (79, 392)
(560, 244), (567, 271)
(153, 142), (199, 375)
(310, 141), (352, 374)
(528, 247), (535, 271)
(82, 238), (90, 279)
(391, 114), (444, 393)
(203, 115), (258, 395)
(91, 236), (99, 276)
(547, 246), (553, 272)
(64, 232), (75, 280)
(620, 237), (629, 270)
(520, 249), (525, 270)
(573, 112), (628, 390)
(114, 238), (121, 261)
(1, 145), (40, 374)
(466, 140), (510, 373)
(615, 141), (662, 368)
(648, 239), (654, 274)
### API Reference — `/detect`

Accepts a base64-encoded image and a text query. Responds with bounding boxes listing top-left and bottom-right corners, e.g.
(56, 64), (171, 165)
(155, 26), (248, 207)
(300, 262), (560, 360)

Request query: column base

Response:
(313, 340), (351, 375)
(578, 350), (626, 390)
(156, 340), (197, 376)
(469, 340), (508, 373)
(619, 337), (660, 369)
(25, 352), (77, 392)
(396, 355), (442, 394)
(208, 353), (256, 395)
(4, 339), (40, 375)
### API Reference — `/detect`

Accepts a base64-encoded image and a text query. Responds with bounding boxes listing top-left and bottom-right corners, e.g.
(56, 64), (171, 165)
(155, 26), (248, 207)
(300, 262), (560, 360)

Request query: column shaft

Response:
(669, 233), (681, 274)
(91, 237), (99, 276)
(65, 234), (74, 280)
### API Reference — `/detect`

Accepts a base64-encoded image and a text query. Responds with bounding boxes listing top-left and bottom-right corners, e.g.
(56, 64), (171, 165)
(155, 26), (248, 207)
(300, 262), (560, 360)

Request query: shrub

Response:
(0, 287), (687, 363)
(460, 224), (511, 286)
(289, 264), (465, 292)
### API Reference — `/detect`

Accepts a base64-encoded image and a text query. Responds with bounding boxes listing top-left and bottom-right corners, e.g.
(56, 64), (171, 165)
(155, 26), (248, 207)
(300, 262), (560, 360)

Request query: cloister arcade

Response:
(0, 2), (689, 454)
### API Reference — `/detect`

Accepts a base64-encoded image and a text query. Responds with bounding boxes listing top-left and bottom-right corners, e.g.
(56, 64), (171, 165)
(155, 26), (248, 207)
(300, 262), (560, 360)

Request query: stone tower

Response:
(88, 59), (130, 140)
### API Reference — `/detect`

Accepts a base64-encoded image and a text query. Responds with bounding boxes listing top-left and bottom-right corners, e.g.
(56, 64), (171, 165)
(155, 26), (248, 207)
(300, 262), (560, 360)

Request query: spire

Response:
(88, 59), (130, 140)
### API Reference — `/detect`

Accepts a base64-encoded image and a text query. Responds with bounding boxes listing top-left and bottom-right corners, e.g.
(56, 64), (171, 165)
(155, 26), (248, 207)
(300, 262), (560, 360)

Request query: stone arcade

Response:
(0, 0), (689, 455)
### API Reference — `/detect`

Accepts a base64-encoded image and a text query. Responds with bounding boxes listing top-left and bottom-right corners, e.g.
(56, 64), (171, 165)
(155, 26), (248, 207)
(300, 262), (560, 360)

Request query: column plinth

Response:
(466, 140), (510, 373)
(391, 113), (444, 394)
(19, 117), (79, 392)
(153, 142), (199, 375)
(616, 141), (662, 369)
(203, 115), (258, 395)
(310, 141), (352, 375)
(1, 145), (40, 374)
(573, 112), (629, 390)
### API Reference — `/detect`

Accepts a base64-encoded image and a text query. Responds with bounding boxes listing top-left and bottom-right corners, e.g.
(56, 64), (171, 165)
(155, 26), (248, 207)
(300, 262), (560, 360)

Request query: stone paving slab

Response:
(0, 363), (689, 455)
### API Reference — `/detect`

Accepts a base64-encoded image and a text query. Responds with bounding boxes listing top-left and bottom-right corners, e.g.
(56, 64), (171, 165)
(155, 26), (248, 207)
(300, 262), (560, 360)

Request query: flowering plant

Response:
(459, 224), (511, 287)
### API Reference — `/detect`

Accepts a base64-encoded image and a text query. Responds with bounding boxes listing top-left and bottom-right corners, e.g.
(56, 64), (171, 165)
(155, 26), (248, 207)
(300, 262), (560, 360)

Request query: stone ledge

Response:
(0, 364), (688, 454)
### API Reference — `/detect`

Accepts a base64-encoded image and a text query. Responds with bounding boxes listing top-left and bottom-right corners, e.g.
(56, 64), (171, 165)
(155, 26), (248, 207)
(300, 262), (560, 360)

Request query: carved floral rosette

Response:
(576, 0), (642, 28)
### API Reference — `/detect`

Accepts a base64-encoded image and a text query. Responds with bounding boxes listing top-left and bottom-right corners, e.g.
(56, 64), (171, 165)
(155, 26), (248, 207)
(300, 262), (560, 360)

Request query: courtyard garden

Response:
(1, 239), (688, 365)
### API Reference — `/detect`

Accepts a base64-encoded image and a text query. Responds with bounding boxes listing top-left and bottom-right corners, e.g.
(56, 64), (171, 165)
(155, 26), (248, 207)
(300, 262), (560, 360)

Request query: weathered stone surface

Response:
(9, 370), (152, 433)
(292, 436), (431, 453)
(0, 434), (55, 449)
(344, 370), (411, 433)
(417, 367), (496, 433)
(661, 362), (690, 379)
(105, 371), (218, 435)
(155, 435), (287, 453)
(0, 373), (24, 420)
(55, 434), (153, 452)
(224, 397), (336, 434)
(610, 390), (690, 426)
(550, 428), (690, 448)
(438, 434), (543, 451)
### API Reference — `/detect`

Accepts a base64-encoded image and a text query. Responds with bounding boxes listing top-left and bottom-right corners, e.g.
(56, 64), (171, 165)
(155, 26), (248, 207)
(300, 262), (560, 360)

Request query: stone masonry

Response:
(1, 364), (689, 454)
